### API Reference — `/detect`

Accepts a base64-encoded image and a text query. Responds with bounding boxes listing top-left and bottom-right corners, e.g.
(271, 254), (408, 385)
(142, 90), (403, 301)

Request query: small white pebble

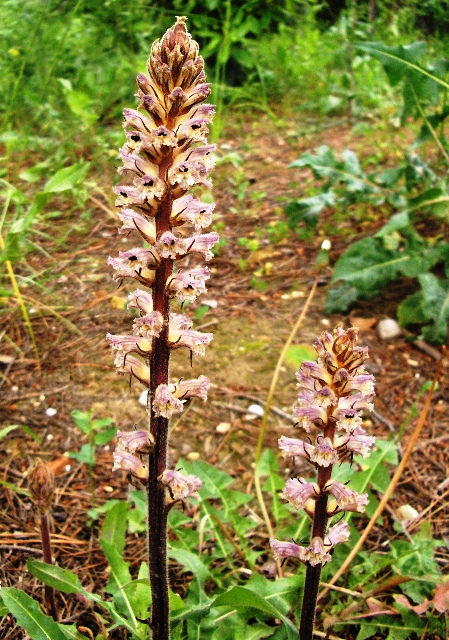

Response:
(46, 434), (54, 441)
(378, 318), (401, 340)
(216, 422), (231, 434)
(397, 504), (419, 522)
(291, 291), (305, 299)
(39, 394), (46, 402)
(247, 404), (264, 417)
(407, 358), (419, 367)
(321, 318), (330, 326)
(187, 451), (200, 461)
(12, 386), (19, 392)
(45, 408), (57, 417)
(321, 239), (331, 251)
(29, 308), (36, 314)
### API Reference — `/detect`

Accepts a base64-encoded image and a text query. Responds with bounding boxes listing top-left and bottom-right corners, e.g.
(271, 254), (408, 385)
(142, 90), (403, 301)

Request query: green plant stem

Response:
(253, 280), (318, 543)
(39, 511), (58, 620)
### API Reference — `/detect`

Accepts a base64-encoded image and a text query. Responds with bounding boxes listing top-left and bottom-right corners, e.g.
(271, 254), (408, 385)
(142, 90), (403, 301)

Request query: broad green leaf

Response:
(0, 588), (67, 640)
(398, 291), (427, 327)
(71, 410), (92, 434)
(69, 444), (94, 466)
(27, 560), (84, 594)
(94, 425), (117, 445)
(100, 499), (128, 555)
(324, 282), (360, 313)
(214, 586), (298, 639)
(357, 41), (438, 86)
(418, 273), (449, 343)
(43, 163), (90, 193)
(101, 539), (138, 631)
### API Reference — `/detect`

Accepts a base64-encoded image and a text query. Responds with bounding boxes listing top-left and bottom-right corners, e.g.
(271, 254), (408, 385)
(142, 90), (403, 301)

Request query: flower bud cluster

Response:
(270, 327), (376, 566)
(108, 17), (215, 494)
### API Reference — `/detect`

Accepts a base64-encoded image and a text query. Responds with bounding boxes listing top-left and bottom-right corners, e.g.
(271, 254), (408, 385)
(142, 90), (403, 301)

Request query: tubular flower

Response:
(160, 469), (202, 501)
(272, 326), (376, 572)
(108, 19), (217, 634)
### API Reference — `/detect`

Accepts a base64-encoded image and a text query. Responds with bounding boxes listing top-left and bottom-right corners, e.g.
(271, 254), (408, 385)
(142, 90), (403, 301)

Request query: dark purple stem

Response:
(147, 156), (173, 640)
(40, 512), (58, 621)
(299, 419), (335, 640)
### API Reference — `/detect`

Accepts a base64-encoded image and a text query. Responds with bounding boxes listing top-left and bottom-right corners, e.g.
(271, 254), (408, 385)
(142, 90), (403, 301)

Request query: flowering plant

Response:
(107, 17), (217, 639)
(270, 327), (376, 639)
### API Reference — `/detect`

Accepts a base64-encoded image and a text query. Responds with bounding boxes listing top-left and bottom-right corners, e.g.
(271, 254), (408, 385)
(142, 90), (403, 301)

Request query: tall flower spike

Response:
(107, 18), (216, 640)
(272, 327), (376, 640)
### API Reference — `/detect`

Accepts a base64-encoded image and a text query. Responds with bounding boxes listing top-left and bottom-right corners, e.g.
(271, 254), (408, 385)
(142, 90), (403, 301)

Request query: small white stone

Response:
(187, 451), (200, 461)
(139, 390), (148, 406)
(247, 404), (264, 417)
(377, 318), (401, 340)
(216, 422), (231, 434)
(45, 407), (57, 417)
(321, 318), (330, 326)
(321, 239), (331, 251)
(397, 504), (419, 522)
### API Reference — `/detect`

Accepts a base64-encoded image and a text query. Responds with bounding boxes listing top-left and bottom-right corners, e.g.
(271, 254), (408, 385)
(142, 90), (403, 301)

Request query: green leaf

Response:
(0, 588), (67, 640)
(324, 282), (360, 313)
(100, 501), (128, 555)
(398, 291), (427, 328)
(69, 444), (95, 466)
(101, 539), (139, 631)
(43, 163), (90, 193)
(214, 586), (298, 639)
(94, 425), (117, 445)
(0, 423), (39, 442)
(284, 192), (335, 228)
(284, 344), (317, 369)
(71, 410), (92, 434)
(58, 623), (90, 639)
(418, 273), (449, 343)
(27, 560), (84, 594)
(168, 548), (211, 590)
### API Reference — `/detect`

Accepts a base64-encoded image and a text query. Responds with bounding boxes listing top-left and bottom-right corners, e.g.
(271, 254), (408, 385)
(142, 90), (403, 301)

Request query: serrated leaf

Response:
(0, 588), (67, 640)
(324, 282), (361, 313)
(43, 162), (90, 193)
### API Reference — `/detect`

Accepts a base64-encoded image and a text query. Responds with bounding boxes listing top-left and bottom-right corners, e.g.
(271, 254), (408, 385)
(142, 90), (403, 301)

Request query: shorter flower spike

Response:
(160, 469), (202, 500)
(29, 459), (55, 515)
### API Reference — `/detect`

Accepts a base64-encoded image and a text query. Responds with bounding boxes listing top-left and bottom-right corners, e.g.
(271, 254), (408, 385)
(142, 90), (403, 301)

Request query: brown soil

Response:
(1, 114), (448, 638)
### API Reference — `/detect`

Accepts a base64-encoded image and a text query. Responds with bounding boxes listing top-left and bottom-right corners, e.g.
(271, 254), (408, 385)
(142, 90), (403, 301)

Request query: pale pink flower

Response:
(117, 208), (156, 242)
(155, 231), (187, 260)
(128, 289), (153, 314)
(281, 478), (320, 511)
(309, 437), (339, 467)
(153, 384), (184, 418)
(172, 375), (210, 401)
(116, 429), (154, 454)
(113, 449), (148, 480)
(278, 436), (315, 462)
(335, 426), (376, 458)
(107, 333), (152, 354)
(181, 232), (219, 261)
(171, 195), (214, 230)
(304, 537), (332, 566)
(160, 469), (202, 500)
(325, 479), (368, 514)
(108, 247), (160, 281)
(324, 521), (350, 547)
(114, 353), (150, 385)
(166, 266), (210, 302)
(270, 539), (308, 562)
(132, 311), (164, 338)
